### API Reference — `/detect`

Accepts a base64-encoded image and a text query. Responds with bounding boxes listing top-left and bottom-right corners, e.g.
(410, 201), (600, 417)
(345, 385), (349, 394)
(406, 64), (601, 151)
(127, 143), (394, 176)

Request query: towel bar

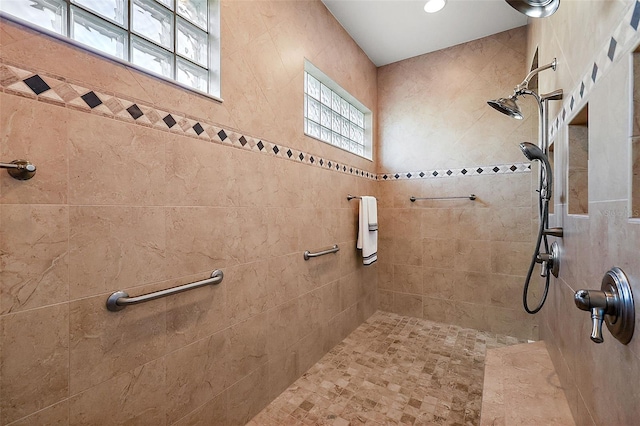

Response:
(347, 194), (361, 201)
(410, 194), (476, 202)
(106, 269), (224, 311)
(304, 244), (339, 260)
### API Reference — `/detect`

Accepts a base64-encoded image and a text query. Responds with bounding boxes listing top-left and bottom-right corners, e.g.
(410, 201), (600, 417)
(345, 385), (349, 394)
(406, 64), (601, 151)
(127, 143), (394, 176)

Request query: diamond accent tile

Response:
(493, 167), (500, 173)
(608, 37), (618, 61)
(287, 149), (293, 158)
(310, 156), (315, 164)
(273, 145), (279, 155)
(580, 82), (585, 97)
(461, 169), (467, 175)
(406, 173), (412, 178)
(476, 168), (483, 174)
(510, 165), (517, 172)
(394, 174), (399, 179)
(80, 91), (102, 108)
(23, 75), (50, 95)
(632, 1), (640, 30)
(299, 153), (304, 161)
(126, 104), (143, 120)
(257, 141), (264, 151)
(446, 170), (452, 176)
(432, 171), (438, 177)
(218, 130), (228, 141)
(163, 114), (177, 128)
(238, 135), (247, 146)
(419, 172), (425, 177)
(193, 123), (204, 135)
(591, 62), (598, 82)
(570, 96), (575, 111)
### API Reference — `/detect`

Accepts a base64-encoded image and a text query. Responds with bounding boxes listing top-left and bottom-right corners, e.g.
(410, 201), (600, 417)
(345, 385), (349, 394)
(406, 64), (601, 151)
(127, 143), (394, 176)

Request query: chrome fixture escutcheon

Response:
(574, 267), (635, 344)
(0, 159), (36, 180)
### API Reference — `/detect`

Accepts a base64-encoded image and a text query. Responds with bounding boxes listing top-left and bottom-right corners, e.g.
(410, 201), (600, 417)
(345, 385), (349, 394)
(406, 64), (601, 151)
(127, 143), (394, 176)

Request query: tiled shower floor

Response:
(248, 311), (525, 426)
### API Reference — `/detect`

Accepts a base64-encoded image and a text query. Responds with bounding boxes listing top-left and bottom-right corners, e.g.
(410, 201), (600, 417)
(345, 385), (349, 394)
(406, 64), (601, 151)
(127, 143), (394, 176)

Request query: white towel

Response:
(357, 196), (378, 265)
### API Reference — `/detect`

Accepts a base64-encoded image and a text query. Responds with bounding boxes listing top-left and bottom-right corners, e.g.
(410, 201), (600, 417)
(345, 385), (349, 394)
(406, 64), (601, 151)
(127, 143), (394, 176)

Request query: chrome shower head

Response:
(487, 95), (523, 119)
(506, 0), (560, 18)
(520, 142), (553, 199)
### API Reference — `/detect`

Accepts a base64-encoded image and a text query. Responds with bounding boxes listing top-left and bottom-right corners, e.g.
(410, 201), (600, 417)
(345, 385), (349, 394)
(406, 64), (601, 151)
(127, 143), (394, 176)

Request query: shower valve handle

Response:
(574, 289), (616, 344)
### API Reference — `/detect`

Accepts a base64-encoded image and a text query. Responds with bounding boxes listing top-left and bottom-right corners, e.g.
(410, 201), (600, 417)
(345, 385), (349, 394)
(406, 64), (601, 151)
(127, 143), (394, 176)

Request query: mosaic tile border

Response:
(0, 56), (533, 184)
(378, 162), (531, 181)
(549, 0), (640, 140)
(0, 58), (378, 181)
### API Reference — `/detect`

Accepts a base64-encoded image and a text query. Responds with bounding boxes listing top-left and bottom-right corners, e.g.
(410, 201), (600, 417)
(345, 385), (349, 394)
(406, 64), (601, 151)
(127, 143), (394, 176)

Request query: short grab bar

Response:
(410, 194), (476, 202)
(304, 244), (339, 260)
(106, 269), (224, 312)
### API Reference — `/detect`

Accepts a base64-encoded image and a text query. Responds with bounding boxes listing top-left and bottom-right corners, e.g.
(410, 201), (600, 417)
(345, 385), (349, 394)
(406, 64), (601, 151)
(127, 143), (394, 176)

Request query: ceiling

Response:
(321, 0), (528, 67)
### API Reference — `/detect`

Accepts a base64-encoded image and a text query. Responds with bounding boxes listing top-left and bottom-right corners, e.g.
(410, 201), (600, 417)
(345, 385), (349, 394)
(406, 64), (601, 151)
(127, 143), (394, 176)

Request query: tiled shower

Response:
(1, 1), (640, 425)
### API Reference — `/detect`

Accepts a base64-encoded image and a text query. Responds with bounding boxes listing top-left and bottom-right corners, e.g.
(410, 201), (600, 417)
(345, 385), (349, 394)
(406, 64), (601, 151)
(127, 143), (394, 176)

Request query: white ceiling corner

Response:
(321, 0), (528, 67)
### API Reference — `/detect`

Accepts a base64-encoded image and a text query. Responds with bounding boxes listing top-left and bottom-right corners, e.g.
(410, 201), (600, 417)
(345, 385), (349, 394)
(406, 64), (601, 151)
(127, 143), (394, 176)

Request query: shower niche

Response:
(568, 105), (589, 215)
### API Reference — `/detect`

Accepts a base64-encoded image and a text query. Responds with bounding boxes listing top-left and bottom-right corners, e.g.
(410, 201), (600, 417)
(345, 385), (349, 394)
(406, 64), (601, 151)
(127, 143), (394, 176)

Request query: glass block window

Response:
(304, 61), (372, 160)
(1, 0), (221, 98)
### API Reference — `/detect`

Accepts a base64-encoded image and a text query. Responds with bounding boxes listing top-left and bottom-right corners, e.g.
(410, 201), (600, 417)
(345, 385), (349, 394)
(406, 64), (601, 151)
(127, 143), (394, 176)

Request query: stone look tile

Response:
(251, 311), (525, 426)
(0, 204), (68, 313)
(481, 341), (574, 426)
(68, 206), (166, 299)
(68, 286), (166, 394)
(69, 358), (166, 426)
(0, 93), (69, 204)
(0, 304), (69, 424)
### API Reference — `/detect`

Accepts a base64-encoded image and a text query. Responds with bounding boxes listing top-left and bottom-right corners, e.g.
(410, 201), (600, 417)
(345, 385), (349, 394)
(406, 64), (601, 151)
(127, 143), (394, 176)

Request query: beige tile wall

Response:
(375, 27), (539, 340)
(530, 1), (640, 424)
(0, 1), (378, 424)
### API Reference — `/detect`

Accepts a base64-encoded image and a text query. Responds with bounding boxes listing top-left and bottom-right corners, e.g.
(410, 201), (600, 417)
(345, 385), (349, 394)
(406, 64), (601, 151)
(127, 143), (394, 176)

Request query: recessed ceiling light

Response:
(424, 0), (447, 13)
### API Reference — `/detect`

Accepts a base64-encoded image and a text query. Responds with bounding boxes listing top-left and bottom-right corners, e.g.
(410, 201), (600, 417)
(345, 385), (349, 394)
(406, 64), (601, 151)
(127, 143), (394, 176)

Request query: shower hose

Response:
(522, 178), (551, 314)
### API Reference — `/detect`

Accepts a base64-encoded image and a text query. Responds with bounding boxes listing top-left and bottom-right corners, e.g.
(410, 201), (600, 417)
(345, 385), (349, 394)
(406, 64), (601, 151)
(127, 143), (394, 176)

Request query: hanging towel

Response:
(357, 196), (378, 265)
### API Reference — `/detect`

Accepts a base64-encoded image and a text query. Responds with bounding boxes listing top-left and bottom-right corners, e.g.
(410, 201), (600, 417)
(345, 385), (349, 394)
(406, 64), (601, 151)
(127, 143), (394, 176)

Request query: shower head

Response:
(520, 142), (553, 199)
(487, 95), (523, 119)
(506, 0), (560, 18)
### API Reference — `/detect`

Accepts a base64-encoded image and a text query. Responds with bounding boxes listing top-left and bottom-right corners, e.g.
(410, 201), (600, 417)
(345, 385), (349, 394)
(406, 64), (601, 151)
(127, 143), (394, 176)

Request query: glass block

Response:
(177, 0), (207, 30)
(321, 105), (332, 128)
(177, 17), (208, 67)
(177, 58), (208, 92)
(350, 141), (358, 153)
(72, 0), (126, 26)
(355, 127), (364, 144)
(307, 74), (320, 100)
(320, 126), (331, 143)
(340, 98), (349, 117)
(1, 0), (66, 35)
(132, 0), (173, 49)
(308, 97), (320, 123)
(331, 112), (341, 132)
(341, 117), (350, 137)
(341, 136), (350, 150)
(331, 92), (341, 113)
(71, 6), (127, 59)
(357, 145), (364, 156)
(156, 0), (174, 10)
(349, 104), (359, 123)
(320, 84), (332, 106)
(356, 110), (365, 128)
(332, 132), (341, 147)
(132, 36), (173, 78)
(308, 120), (320, 139)
(349, 123), (357, 141)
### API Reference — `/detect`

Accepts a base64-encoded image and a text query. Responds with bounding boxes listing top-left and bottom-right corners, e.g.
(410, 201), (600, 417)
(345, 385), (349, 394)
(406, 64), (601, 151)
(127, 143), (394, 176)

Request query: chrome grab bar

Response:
(1, 159), (36, 180)
(106, 269), (224, 312)
(304, 244), (339, 260)
(410, 194), (476, 202)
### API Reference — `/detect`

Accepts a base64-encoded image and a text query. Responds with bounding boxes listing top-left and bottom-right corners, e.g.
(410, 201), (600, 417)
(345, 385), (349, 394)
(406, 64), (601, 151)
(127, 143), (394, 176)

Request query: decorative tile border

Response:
(0, 59), (378, 181)
(549, 0), (640, 140)
(378, 162), (531, 181)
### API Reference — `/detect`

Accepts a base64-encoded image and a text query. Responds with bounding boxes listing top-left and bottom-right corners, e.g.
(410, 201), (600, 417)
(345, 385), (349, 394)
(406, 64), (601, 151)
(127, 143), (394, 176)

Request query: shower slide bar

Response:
(410, 194), (476, 202)
(106, 269), (224, 312)
(304, 244), (339, 260)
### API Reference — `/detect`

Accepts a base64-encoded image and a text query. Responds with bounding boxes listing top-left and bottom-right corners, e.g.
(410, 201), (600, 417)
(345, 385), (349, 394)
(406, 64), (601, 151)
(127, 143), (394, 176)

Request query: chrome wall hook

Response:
(0, 159), (37, 180)
(574, 267), (635, 344)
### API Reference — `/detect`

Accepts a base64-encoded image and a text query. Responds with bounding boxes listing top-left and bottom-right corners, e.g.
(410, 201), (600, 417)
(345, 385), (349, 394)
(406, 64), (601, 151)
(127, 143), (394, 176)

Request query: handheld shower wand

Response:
(487, 59), (563, 314)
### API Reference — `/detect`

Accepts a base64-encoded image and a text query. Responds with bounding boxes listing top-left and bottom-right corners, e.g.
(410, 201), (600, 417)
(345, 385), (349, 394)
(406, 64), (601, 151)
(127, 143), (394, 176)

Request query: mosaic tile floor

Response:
(248, 311), (525, 426)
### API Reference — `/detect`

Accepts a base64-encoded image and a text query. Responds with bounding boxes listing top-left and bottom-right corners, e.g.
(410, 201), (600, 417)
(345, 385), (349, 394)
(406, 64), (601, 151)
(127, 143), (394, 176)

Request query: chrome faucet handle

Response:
(574, 268), (635, 345)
